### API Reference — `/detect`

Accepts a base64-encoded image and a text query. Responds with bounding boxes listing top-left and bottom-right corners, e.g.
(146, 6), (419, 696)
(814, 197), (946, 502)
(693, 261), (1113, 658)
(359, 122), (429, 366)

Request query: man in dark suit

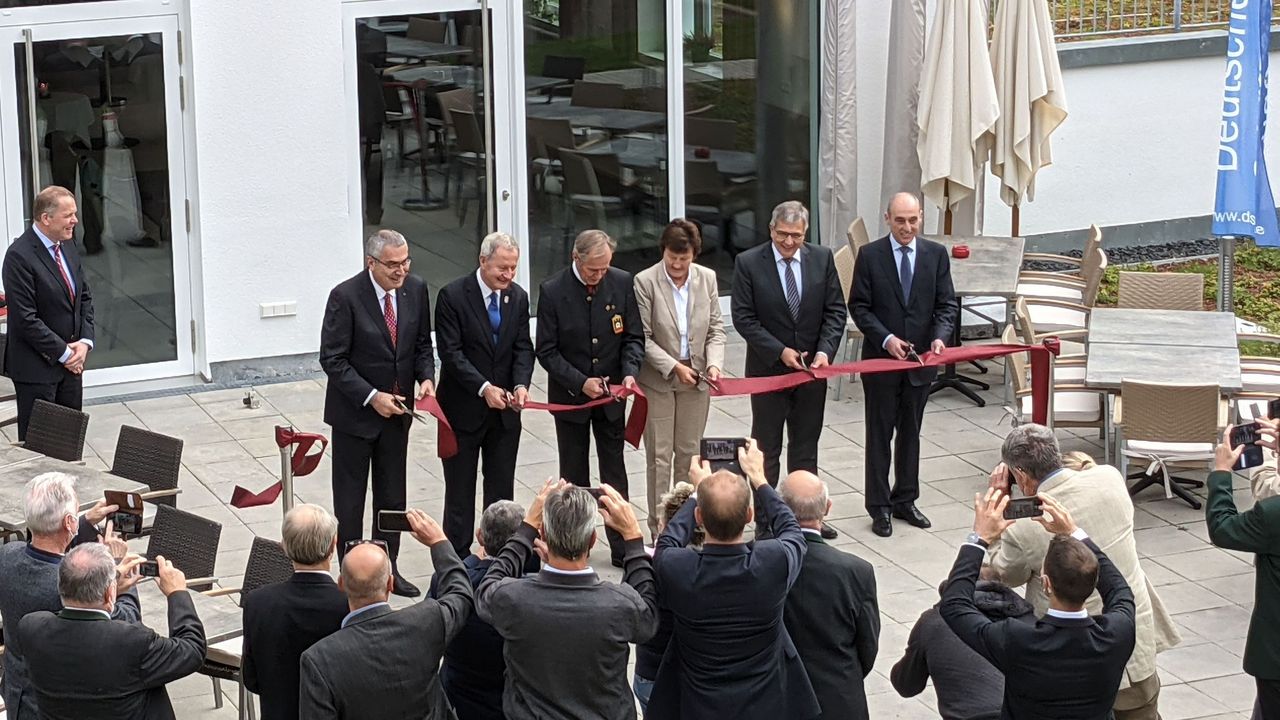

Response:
(941, 490), (1136, 719)
(536, 229), (643, 565)
(851, 192), (958, 537)
(429, 500), (529, 720)
(780, 470), (880, 720)
(649, 441), (820, 720)
(1210, 426), (1280, 717)
(21, 545), (205, 720)
(299, 509), (472, 719)
(242, 504), (349, 720)
(2, 185), (95, 440)
(320, 229), (435, 597)
(730, 201), (846, 538)
(435, 232), (534, 557)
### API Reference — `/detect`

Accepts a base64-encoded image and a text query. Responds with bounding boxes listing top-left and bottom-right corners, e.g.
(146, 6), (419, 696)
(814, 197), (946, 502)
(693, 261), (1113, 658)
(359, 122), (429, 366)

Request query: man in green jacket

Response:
(1209, 425), (1280, 717)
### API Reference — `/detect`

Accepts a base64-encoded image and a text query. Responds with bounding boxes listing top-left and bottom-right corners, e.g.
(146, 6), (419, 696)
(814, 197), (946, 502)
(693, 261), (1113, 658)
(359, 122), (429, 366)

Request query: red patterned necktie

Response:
(52, 243), (74, 301)
(383, 293), (397, 346)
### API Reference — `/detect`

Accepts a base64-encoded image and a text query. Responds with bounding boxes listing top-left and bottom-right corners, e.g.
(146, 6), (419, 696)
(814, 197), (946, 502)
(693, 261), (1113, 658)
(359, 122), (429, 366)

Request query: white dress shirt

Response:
(665, 270), (691, 360)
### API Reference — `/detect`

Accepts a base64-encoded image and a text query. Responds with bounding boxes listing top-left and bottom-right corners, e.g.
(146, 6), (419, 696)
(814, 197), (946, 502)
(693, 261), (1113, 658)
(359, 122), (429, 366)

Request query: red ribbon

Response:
(229, 426), (329, 509)
(414, 396), (459, 459)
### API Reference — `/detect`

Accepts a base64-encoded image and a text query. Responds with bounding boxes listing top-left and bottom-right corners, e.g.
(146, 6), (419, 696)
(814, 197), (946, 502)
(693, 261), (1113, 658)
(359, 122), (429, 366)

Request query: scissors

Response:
(598, 376), (624, 403)
(903, 343), (924, 366)
(696, 370), (721, 393)
(395, 399), (430, 423)
(797, 351), (816, 377)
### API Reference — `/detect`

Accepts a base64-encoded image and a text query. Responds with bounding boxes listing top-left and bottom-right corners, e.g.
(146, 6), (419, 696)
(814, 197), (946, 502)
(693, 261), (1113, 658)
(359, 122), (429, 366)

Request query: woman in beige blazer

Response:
(634, 219), (725, 538)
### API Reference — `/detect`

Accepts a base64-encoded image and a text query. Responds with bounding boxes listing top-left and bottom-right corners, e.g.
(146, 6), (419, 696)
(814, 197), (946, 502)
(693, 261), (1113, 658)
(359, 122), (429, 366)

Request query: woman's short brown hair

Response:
(659, 218), (702, 257)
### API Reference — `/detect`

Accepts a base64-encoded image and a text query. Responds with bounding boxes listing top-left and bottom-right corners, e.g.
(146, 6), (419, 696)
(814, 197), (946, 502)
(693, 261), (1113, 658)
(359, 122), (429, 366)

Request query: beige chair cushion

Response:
(206, 636), (242, 667)
(1123, 440), (1214, 458)
(1017, 281), (1085, 303)
(1021, 392), (1101, 423)
(1241, 369), (1280, 393)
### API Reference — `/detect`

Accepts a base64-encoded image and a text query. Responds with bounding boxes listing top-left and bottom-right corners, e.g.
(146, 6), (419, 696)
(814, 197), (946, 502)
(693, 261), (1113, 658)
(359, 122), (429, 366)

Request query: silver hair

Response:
(779, 475), (830, 523)
(282, 504), (338, 566)
(24, 472), (79, 536)
(572, 229), (616, 258)
(1001, 423), (1063, 483)
(364, 229), (408, 259)
(59, 543), (116, 605)
(769, 200), (809, 229)
(479, 500), (526, 556)
(543, 486), (596, 560)
(480, 232), (520, 260)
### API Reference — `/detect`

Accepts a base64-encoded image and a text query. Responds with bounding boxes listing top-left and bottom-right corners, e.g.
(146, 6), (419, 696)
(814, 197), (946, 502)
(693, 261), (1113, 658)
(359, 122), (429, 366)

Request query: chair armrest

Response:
(201, 586), (241, 598)
(186, 577), (219, 588)
(1023, 252), (1084, 267)
(1238, 332), (1280, 344)
(1051, 328), (1090, 342)
(1219, 397), (1231, 429)
(1018, 272), (1087, 288)
(1022, 297), (1092, 313)
(140, 489), (181, 502)
(1112, 395), (1123, 426)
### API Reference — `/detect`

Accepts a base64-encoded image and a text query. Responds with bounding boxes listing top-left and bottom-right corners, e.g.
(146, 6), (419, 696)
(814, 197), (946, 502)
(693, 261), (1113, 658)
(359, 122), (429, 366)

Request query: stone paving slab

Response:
(33, 333), (1258, 719)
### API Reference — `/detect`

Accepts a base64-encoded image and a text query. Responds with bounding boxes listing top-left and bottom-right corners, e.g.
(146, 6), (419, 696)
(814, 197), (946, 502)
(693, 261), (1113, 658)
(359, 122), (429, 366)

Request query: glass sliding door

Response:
(0, 14), (194, 382)
(523, 0), (669, 306)
(346, 0), (520, 298)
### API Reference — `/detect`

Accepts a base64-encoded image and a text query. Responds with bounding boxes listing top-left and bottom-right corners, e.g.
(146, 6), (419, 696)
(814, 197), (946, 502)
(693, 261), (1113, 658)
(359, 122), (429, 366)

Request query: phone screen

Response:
(376, 510), (413, 533)
(138, 561), (160, 578)
(1002, 497), (1044, 520)
(1233, 423), (1266, 470)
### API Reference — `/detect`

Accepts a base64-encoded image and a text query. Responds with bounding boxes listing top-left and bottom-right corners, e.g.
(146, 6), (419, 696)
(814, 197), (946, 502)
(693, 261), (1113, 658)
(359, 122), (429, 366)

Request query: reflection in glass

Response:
(15, 34), (177, 369)
(354, 12), (493, 297)
(683, 0), (817, 293)
(524, 0), (669, 307)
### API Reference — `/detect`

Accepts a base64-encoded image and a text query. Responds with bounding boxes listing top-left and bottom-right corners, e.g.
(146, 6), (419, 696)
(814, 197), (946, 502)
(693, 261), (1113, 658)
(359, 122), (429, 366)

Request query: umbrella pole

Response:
(1218, 235), (1242, 313)
(1011, 204), (1021, 236)
(943, 180), (953, 235)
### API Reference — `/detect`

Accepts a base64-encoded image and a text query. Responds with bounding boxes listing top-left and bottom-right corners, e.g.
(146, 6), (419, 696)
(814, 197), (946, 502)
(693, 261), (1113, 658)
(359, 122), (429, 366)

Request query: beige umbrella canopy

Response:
(989, 0), (1068, 226)
(916, 0), (1000, 219)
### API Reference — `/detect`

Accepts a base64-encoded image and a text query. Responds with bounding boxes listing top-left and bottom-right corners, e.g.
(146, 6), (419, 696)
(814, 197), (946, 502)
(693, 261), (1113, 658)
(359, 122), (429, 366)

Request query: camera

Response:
(111, 511), (143, 536)
(1232, 422), (1266, 470)
(700, 437), (748, 475)
(138, 560), (160, 578)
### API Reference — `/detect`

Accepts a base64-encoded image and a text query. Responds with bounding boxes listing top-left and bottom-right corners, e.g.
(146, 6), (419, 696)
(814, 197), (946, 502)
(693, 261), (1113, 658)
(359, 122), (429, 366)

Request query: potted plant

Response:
(685, 31), (715, 63)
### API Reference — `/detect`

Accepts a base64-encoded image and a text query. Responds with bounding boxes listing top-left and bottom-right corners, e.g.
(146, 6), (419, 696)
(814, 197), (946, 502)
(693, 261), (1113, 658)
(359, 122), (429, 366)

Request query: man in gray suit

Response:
(299, 508), (473, 720)
(476, 480), (659, 720)
(781, 471), (880, 720)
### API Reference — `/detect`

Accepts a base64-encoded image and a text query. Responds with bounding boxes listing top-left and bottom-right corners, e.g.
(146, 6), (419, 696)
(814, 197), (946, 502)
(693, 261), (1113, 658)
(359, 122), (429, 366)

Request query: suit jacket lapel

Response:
(655, 268), (681, 332)
(395, 286), (409, 355)
(28, 232), (74, 309)
(760, 244), (794, 327)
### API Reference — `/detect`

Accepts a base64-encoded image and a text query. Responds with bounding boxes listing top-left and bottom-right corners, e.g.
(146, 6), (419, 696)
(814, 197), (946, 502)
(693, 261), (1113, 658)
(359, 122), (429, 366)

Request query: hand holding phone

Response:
(1231, 422), (1266, 470)
(105, 491), (144, 537)
(1002, 497), (1044, 520)
(377, 510), (413, 533)
(700, 438), (748, 475)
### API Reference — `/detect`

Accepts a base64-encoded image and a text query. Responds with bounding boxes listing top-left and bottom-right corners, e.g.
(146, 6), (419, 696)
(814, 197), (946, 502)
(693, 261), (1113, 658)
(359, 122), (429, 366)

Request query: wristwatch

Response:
(965, 532), (990, 549)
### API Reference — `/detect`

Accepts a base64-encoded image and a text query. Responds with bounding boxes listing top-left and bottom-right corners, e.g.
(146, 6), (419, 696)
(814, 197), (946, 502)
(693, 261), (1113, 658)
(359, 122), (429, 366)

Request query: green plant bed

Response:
(1094, 241), (1280, 356)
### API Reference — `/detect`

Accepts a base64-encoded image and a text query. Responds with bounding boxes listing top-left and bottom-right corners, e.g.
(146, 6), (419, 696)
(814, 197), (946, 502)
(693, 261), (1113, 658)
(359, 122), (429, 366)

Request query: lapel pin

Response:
(504, 295), (509, 304)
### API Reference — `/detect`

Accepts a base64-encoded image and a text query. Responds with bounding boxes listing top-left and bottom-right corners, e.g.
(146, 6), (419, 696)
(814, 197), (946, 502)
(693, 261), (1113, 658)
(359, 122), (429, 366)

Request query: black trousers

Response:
(749, 379), (827, 487)
(331, 419), (409, 566)
(554, 407), (628, 561)
(14, 374), (83, 441)
(1258, 678), (1280, 720)
(862, 371), (931, 512)
(441, 411), (521, 557)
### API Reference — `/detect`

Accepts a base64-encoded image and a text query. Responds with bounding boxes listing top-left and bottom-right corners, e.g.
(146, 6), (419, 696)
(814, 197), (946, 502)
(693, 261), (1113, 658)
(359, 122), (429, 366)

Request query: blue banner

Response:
(1214, 0), (1280, 245)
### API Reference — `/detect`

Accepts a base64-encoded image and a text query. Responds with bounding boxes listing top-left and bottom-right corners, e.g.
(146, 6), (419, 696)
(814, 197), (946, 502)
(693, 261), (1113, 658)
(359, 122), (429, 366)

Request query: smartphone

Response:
(1269, 398), (1280, 420)
(376, 510), (413, 533)
(1232, 422), (1266, 470)
(585, 487), (607, 507)
(105, 491), (144, 536)
(138, 560), (160, 578)
(700, 437), (748, 474)
(1002, 497), (1044, 520)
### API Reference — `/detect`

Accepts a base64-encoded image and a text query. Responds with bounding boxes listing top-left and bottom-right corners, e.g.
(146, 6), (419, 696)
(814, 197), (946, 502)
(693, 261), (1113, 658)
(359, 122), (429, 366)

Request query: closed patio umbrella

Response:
(916, 0), (1000, 232)
(989, 0), (1068, 234)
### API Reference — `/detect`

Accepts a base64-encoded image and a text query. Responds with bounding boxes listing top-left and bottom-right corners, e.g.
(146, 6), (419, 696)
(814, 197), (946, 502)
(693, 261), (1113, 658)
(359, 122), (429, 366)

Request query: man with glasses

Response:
(730, 201), (846, 538)
(320, 229), (435, 597)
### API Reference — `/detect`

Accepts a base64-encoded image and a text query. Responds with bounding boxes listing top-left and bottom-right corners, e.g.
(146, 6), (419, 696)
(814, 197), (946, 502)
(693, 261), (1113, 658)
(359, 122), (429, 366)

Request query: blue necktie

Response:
(899, 245), (913, 302)
(487, 292), (501, 344)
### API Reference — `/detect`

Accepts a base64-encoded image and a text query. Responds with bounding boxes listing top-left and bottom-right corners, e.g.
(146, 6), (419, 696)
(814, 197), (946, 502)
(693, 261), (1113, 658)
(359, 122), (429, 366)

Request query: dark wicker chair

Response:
(109, 425), (184, 535)
(145, 505), (222, 593)
(23, 399), (88, 461)
(199, 536), (296, 720)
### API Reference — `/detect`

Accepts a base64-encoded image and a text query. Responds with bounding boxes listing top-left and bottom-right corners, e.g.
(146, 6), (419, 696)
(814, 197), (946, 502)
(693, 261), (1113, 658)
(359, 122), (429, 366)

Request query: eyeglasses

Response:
(369, 256), (412, 271)
(772, 230), (805, 241)
(344, 538), (389, 553)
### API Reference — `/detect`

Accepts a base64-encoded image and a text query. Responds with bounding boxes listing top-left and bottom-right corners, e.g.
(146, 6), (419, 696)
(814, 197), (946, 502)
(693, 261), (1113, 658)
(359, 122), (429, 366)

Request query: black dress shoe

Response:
(871, 511), (893, 538)
(391, 574), (421, 598)
(820, 521), (839, 540)
(893, 504), (933, 529)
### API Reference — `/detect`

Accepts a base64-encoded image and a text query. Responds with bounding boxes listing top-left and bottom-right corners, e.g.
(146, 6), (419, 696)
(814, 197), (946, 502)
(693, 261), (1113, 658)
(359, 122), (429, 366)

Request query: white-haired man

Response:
(0, 472), (142, 720)
(320, 228), (436, 597)
(435, 232), (534, 557)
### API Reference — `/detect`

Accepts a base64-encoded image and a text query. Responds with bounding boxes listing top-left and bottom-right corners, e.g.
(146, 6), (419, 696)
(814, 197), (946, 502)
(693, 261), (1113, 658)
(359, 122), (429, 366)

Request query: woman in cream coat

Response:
(634, 219), (725, 539)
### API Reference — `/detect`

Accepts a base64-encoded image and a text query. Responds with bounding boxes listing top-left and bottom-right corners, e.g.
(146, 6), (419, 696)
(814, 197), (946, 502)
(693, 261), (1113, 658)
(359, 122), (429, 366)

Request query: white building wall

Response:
(186, 0), (355, 369)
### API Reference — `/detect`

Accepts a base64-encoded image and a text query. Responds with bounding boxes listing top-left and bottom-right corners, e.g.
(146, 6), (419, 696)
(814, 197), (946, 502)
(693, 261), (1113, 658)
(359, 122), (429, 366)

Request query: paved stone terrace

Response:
(26, 333), (1261, 719)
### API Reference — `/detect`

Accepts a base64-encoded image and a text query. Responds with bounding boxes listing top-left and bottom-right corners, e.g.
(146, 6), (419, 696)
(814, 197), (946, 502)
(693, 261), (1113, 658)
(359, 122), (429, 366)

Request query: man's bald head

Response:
(697, 471), (752, 542)
(339, 543), (392, 608)
(779, 470), (830, 525)
(885, 192), (923, 244)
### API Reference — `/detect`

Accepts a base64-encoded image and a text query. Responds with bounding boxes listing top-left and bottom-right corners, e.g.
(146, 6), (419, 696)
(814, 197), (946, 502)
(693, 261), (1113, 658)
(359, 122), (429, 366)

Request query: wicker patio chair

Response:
(22, 399), (88, 461)
(1114, 380), (1225, 510)
(107, 425), (184, 535)
(1116, 271), (1204, 311)
(145, 504), (222, 592)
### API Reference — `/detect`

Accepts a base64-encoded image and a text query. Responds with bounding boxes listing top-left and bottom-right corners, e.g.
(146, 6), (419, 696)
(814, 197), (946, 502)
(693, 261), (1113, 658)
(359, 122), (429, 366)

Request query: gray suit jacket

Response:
(298, 543), (473, 720)
(476, 523), (659, 720)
